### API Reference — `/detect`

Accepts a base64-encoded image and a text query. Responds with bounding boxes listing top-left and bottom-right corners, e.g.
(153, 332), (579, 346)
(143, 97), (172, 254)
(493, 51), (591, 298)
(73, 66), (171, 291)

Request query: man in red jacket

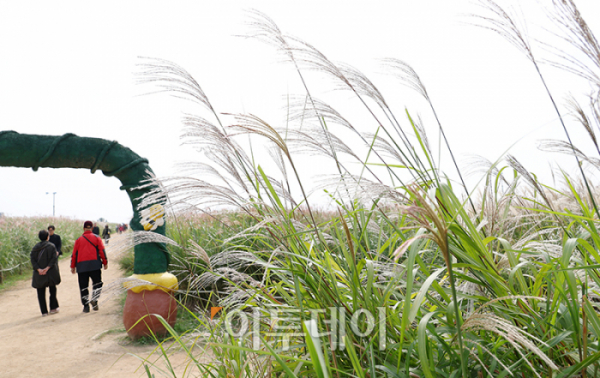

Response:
(71, 220), (108, 313)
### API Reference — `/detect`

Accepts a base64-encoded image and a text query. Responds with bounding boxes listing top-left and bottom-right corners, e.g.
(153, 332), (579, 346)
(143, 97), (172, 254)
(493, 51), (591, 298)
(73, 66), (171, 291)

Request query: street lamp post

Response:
(46, 192), (57, 217)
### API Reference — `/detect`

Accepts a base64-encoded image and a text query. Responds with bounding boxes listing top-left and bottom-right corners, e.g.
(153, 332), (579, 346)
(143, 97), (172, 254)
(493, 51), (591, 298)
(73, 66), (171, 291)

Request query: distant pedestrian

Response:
(71, 221), (108, 313)
(48, 225), (62, 256)
(92, 222), (100, 236)
(31, 229), (61, 317)
(102, 224), (111, 245)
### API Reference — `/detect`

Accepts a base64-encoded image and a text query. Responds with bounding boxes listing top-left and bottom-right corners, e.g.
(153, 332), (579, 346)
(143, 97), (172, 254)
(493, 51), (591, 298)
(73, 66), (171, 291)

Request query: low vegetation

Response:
(0, 216), (83, 286)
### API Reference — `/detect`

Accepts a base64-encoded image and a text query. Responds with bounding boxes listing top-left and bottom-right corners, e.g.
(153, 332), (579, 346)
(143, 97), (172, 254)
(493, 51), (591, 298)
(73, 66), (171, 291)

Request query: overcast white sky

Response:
(0, 1), (599, 223)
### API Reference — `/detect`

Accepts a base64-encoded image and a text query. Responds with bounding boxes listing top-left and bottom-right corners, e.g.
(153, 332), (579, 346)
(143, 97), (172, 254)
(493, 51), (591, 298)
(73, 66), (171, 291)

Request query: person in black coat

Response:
(31, 229), (61, 316)
(48, 225), (62, 256)
(92, 222), (100, 236)
(102, 224), (111, 245)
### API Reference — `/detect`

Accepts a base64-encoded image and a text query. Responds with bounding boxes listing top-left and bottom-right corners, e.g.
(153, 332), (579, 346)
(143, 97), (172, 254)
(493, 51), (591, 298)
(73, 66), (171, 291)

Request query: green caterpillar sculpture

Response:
(0, 131), (177, 338)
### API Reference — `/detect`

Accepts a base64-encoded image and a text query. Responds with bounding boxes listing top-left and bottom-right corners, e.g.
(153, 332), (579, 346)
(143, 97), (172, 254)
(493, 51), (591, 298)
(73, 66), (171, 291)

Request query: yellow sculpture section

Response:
(124, 272), (179, 293)
(140, 204), (166, 231)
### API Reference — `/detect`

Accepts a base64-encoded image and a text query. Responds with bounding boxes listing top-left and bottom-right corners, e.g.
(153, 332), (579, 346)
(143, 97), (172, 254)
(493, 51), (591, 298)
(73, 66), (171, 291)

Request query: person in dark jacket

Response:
(48, 225), (62, 256)
(31, 229), (61, 317)
(92, 222), (100, 236)
(71, 220), (108, 313)
(102, 224), (111, 245)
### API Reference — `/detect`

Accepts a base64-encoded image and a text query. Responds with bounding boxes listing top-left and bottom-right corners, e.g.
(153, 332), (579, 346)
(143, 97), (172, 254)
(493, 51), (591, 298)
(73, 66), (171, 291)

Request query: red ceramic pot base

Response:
(123, 289), (177, 339)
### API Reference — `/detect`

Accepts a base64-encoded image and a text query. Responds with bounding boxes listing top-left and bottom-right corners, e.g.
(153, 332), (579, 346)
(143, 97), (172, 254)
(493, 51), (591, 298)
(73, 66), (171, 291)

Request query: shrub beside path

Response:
(0, 233), (192, 378)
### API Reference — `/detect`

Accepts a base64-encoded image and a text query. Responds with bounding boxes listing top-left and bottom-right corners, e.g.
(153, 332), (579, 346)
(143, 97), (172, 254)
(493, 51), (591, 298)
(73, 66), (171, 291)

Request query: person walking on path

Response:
(31, 229), (61, 317)
(71, 221), (108, 313)
(92, 222), (100, 236)
(48, 225), (62, 256)
(102, 224), (111, 245)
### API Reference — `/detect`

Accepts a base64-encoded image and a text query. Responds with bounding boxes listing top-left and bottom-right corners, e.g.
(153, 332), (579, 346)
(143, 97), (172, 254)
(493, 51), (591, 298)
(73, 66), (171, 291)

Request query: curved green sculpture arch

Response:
(0, 130), (168, 275)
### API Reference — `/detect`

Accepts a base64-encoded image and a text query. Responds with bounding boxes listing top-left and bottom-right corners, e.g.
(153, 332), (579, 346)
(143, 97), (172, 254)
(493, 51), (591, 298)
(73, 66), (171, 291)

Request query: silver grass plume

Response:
(180, 114), (251, 193)
(106, 231), (180, 260)
(248, 13), (410, 161)
(260, 246), (286, 286)
(513, 227), (562, 250)
(592, 94), (600, 134)
(413, 114), (432, 157)
(462, 313), (558, 376)
(462, 155), (521, 234)
(538, 139), (600, 170)
(381, 58), (475, 211)
(357, 252), (405, 286)
(136, 57), (215, 113)
(345, 215), (387, 239)
(362, 132), (406, 165)
(337, 62), (389, 109)
(462, 154), (503, 182)
(290, 98), (414, 176)
(223, 216), (307, 245)
(499, 213), (552, 241)
(136, 175), (248, 212)
(475, 0), (600, 219)
(506, 155), (553, 208)
(190, 267), (264, 307)
(456, 270), (486, 297)
(244, 10), (295, 64)
(546, 0), (600, 87)
(312, 174), (407, 205)
(267, 145), (289, 184)
(288, 96), (356, 133)
(246, 10), (409, 188)
(188, 239), (211, 269)
(190, 267), (258, 291)
(134, 167), (275, 215)
(381, 58), (429, 101)
(175, 161), (243, 195)
(287, 95), (408, 183)
(289, 36), (396, 134)
(285, 127), (360, 162)
(471, 0), (535, 63)
(288, 38), (352, 89)
(244, 11), (360, 166)
(227, 113), (291, 161)
(566, 96), (599, 152)
(247, 10), (386, 114)
(210, 250), (263, 272)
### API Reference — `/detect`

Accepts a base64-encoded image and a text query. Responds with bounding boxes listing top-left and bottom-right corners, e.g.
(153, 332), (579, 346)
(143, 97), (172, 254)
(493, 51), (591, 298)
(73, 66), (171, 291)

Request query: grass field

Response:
(127, 2), (600, 376)
(0, 216), (84, 287)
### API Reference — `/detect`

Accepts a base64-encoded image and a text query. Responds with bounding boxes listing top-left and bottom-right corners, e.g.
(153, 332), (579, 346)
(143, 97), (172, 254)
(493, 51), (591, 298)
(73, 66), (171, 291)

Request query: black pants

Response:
(77, 270), (103, 306)
(37, 285), (58, 315)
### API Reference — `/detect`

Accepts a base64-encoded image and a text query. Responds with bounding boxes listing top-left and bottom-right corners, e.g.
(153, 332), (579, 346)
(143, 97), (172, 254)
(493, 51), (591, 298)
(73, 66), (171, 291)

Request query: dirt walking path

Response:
(0, 234), (202, 378)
